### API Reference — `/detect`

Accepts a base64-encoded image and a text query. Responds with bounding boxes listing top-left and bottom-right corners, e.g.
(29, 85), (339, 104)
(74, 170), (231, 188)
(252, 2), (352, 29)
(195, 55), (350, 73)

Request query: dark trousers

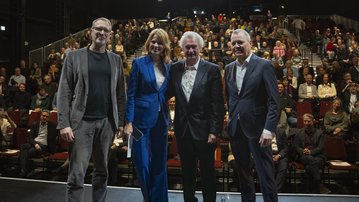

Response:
(299, 155), (324, 193)
(177, 129), (217, 202)
(19, 143), (48, 173)
(230, 123), (278, 202)
(66, 117), (115, 202)
(108, 147), (127, 185)
(273, 157), (288, 192)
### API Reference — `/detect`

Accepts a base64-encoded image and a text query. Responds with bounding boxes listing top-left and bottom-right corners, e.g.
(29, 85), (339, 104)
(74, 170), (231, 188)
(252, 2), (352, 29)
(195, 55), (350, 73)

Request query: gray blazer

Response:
(57, 47), (126, 130)
(298, 83), (318, 100)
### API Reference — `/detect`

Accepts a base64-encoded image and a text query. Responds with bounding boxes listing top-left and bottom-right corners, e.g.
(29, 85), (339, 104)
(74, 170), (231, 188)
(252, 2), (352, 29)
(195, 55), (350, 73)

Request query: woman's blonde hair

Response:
(144, 28), (171, 64)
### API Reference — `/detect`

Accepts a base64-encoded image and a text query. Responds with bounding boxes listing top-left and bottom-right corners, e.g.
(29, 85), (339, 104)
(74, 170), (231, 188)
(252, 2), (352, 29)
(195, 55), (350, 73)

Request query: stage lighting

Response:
(0, 26), (5, 31)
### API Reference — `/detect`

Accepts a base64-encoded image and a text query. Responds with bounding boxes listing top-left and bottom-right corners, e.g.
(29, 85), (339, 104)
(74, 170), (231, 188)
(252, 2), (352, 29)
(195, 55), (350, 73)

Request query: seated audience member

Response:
(8, 67), (26, 87)
(283, 60), (299, 79)
(0, 75), (9, 109)
(18, 110), (58, 177)
(273, 40), (286, 58)
(30, 87), (50, 112)
(351, 100), (359, 140)
(40, 74), (57, 98)
(278, 82), (297, 127)
(315, 66), (326, 88)
(317, 73), (337, 101)
(342, 83), (359, 114)
(285, 68), (298, 89)
(282, 77), (298, 101)
(291, 49), (302, 68)
(258, 42), (271, 58)
(8, 83), (31, 113)
(294, 113), (325, 193)
(315, 57), (329, 77)
(298, 74), (318, 102)
(298, 58), (315, 79)
(337, 72), (353, 99)
(324, 98), (351, 140)
(349, 56), (359, 84)
(297, 66), (310, 85)
(0, 110), (16, 149)
(273, 59), (284, 80)
(108, 134), (128, 185)
(273, 121), (288, 192)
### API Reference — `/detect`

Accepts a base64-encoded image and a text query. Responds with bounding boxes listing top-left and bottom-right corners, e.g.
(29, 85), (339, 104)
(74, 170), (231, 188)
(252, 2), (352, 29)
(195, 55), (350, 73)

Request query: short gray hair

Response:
(179, 31), (204, 49)
(92, 17), (112, 28)
(231, 29), (251, 42)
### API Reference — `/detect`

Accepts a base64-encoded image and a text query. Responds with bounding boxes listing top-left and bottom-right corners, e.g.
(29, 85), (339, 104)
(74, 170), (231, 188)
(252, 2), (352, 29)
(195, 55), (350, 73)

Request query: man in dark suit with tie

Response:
(168, 31), (225, 202)
(224, 29), (279, 202)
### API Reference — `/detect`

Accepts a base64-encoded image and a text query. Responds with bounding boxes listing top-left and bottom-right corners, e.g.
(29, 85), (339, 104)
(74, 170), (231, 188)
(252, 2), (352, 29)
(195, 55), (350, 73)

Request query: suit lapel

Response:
(175, 61), (187, 101)
(159, 63), (170, 92)
(107, 51), (117, 91)
(145, 55), (159, 91)
(238, 55), (258, 97)
(228, 62), (238, 95)
(81, 49), (89, 94)
(191, 59), (206, 97)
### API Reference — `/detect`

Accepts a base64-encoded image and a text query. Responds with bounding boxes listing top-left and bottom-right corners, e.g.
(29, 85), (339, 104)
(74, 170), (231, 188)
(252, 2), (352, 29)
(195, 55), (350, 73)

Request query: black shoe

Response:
(51, 166), (64, 174)
(19, 170), (27, 178)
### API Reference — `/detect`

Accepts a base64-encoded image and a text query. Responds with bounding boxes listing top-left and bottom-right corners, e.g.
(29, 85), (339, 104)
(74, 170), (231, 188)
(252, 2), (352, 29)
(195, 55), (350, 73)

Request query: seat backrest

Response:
(297, 101), (313, 117)
(8, 110), (22, 126)
(169, 135), (178, 158)
(28, 111), (41, 127)
(324, 137), (347, 161)
(49, 111), (58, 124)
(215, 147), (221, 161)
(12, 128), (29, 149)
(57, 137), (69, 152)
(319, 101), (332, 118)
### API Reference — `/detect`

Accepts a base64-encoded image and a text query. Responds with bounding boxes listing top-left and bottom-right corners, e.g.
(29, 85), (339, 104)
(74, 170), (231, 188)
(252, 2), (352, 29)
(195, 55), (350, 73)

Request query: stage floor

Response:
(1, 177), (359, 202)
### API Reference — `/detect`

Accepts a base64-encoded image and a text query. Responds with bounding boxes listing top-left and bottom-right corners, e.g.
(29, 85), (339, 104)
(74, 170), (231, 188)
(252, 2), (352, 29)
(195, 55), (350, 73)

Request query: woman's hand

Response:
(124, 123), (133, 136)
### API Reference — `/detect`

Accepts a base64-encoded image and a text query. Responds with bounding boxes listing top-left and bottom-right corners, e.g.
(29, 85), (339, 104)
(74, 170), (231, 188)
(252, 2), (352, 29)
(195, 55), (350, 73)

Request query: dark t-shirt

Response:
(83, 50), (111, 120)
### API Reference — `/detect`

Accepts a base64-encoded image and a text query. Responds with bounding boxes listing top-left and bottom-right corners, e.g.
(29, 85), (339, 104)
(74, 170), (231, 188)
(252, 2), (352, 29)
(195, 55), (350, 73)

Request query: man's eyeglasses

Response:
(92, 27), (111, 33)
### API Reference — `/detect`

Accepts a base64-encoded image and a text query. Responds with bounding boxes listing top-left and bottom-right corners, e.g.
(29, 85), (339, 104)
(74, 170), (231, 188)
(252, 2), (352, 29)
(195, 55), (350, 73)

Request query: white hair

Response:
(231, 29), (251, 42)
(179, 31), (204, 49)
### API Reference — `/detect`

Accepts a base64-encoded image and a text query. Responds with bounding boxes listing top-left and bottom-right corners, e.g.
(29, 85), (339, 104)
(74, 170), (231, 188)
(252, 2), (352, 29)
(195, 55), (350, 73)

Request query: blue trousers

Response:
(133, 115), (168, 202)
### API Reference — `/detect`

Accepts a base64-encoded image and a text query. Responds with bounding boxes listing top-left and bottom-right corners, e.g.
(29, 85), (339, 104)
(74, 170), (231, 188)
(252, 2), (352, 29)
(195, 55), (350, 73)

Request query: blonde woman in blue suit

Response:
(124, 28), (171, 202)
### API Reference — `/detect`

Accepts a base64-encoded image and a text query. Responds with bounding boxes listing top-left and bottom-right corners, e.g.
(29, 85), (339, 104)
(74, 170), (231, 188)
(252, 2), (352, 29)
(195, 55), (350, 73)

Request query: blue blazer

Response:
(125, 55), (170, 128)
(225, 54), (279, 138)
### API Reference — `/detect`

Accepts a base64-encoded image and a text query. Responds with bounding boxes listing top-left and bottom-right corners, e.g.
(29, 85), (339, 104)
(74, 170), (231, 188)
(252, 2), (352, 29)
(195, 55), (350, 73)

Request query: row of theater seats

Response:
(296, 101), (332, 128)
(2, 111), (68, 172)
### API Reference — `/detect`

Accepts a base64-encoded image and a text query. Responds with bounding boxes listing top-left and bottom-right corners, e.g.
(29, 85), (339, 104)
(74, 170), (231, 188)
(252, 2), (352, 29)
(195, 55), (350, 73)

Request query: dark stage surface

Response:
(1, 177), (359, 202)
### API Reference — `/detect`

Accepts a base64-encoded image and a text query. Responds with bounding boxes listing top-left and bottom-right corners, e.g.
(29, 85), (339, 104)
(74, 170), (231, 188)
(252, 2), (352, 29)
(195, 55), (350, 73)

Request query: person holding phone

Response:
(124, 28), (171, 202)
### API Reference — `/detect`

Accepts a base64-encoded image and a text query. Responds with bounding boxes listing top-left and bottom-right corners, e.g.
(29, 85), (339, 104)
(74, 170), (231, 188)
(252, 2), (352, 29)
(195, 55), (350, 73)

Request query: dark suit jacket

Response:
(225, 54), (279, 138)
(28, 121), (59, 154)
(57, 47), (126, 130)
(294, 128), (325, 160)
(168, 59), (225, 140)
(125, 55), (170, 128)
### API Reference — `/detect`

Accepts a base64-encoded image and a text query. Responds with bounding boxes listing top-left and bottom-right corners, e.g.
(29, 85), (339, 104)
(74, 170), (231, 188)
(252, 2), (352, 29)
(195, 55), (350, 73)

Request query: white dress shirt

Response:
(235, 54), (252, 95)
(181, 58), (200, 102)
